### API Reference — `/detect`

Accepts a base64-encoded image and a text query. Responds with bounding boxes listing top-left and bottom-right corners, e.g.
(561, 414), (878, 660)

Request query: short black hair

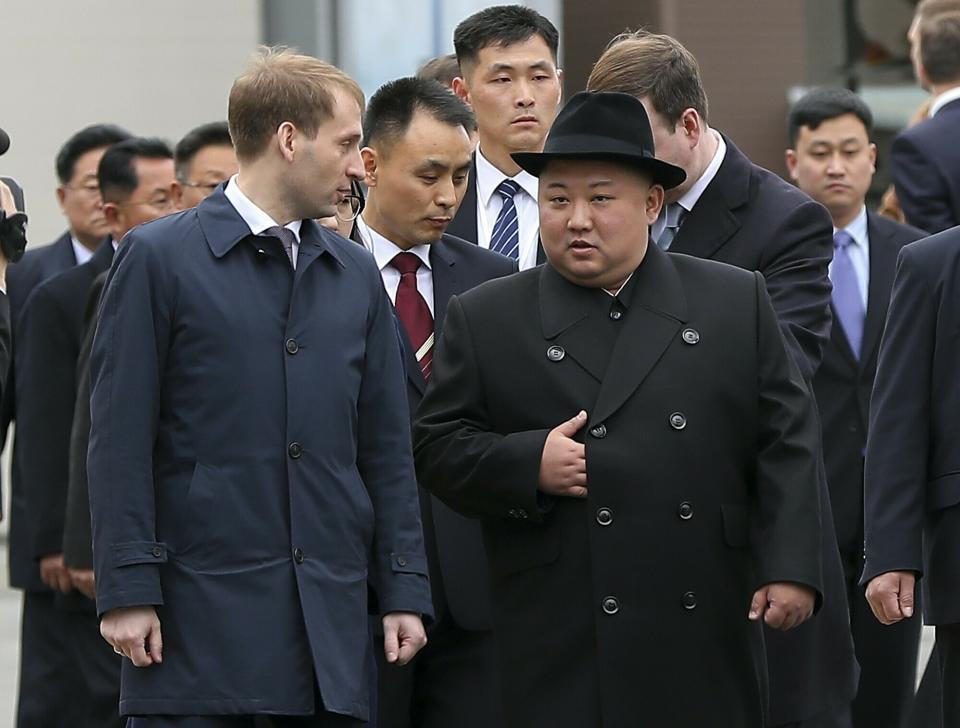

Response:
(98, 137), (173, 203)
(787, 88), (874, 147)
(362, 77), (475, 150)
(454, 5), (559, 71)
(174, 121), (233, 180)
(55, 124), (132, 184)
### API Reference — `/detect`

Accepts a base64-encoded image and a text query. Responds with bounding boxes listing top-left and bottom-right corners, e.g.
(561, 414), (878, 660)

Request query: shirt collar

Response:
(70, 235), (94, 265)
(676, 130), (726, 213)
(475, 145), (539, 205)
(835, 205), (868, 248)
(223, 174), (302, 242)
(930, 86), (960, 117)
(355, 215), (432, 272)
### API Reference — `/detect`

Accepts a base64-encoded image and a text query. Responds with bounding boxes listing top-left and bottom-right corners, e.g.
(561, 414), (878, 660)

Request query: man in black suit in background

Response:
(352, 76), (515, 728)
(15, 138), (177, 728)
(587, 31), (857, 728)
(786, 88), (927, 728)
(2, 123), (131, 728)
(173, 121), (238, 210)
(446, 5), (562, 269)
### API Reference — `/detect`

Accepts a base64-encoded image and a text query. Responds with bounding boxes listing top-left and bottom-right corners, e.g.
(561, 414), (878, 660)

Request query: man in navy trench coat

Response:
(88, 50), (432, 726)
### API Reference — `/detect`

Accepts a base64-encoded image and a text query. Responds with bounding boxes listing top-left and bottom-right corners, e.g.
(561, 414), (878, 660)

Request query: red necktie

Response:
(390, 252), (434, 380)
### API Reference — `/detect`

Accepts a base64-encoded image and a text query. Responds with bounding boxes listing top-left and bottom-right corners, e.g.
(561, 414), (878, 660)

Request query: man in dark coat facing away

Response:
(89, 49), (432, 727)
(414, 90), (823, 728)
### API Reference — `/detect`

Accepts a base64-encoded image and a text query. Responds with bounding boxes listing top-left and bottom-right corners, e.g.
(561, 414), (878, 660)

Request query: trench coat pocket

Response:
(112, 541), (169, 567)
(484, 523), (561, 576)
(928, 471), (960, 511)
(721, 504), (750, 548)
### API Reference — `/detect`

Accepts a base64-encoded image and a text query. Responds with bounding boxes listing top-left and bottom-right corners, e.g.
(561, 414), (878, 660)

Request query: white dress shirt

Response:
(223, 175), (301, 267)
(71, 235), (94, 265)
(831, 205), (870, 310)
(475, 146), (540, 271)
(929, 86), (960, 117)
(354, 215), (434, 316)
(651, 130), (727, 243)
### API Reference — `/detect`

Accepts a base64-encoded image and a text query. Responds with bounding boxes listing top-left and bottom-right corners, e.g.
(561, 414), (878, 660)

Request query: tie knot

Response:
(262, 225), (297, 249)
(833, 229), (853, 250)
(496, 179), (521, 200)
(390, 251), (422, 276)
(666, 202), (685, 227)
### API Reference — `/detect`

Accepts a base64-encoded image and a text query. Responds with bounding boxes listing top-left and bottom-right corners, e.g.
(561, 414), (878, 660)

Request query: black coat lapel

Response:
(431, 238), (458, 335)
(539, 265), (607, 382)
(447, 156), (479, 245)
(860, 213), (899, 367)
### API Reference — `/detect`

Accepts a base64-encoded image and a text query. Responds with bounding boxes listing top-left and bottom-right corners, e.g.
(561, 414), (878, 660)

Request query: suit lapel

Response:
(446, 156), (479, 244)
(860, 213), (899, 367)
(431, 239), (458, 334)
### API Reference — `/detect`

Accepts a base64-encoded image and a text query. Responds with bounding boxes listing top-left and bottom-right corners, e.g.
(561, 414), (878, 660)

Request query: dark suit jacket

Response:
(351, 225), (516, 630)
(813, 213), (926, 561)
(16, 241), (113, 564)
(862, 225), (960, 624)
(2, 232), (82, 590)
(891, 98), (960, 234)
(88, 188), (430, 720)
(414, 246), (823, 728)
(0, 291), (9, 398)
(670, 135), (857, 723)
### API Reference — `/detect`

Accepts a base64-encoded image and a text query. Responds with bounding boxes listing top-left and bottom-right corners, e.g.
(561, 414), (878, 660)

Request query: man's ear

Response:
(102, 202), (122, 237)
(55, 185), (67, 210)
(277, 121), (297, 162)
(680, 108), (703, 149)
(361, 147), (378, 187)
(451, 76), (472, 108)
(868, 142), (878, 174)
(171, 181), (184, 210)
(785, 149), (799, 182)
(645, 183), (665, 224)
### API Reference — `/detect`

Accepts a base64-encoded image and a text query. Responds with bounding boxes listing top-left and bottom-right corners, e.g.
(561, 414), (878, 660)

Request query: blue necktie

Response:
(831, 230), (864, 358)
(656, 203), (686, 250)
(490, 179), (521, 260)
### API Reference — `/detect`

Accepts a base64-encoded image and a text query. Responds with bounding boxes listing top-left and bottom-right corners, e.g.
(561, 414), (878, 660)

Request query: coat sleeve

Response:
(891, 133), (952, 234)
(753, 272), (823, 602)
(860, 244), (932, 585)
(357, 268), (433, 619)
(413, 294), (551, 522)
(757, 197), (833, 382)
(0, 292), (9, 416)
(88, 235), (171, 616)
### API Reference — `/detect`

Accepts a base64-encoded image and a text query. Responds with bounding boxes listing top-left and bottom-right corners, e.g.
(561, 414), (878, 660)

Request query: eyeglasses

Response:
(63, 183), (102, 196)
(336, 181), (366, 223)
(180, 181), (221, 193)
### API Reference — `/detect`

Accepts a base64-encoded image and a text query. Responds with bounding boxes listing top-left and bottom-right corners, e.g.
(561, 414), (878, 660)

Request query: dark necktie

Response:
(831, 230), (864, 358)
(390, 252), (434, 380)
(262, 225), (296, 267)
(656, 202), (686, 250)
(490, 179), (521, 260)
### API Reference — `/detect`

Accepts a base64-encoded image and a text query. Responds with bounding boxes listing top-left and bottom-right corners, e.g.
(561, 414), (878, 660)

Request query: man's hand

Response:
(68, 568), (96, 600)
(866, 571), (916, 625)
(538, 410), (588, 498)
(382, 611), (427, 666)
(100, 606), (163, 667)
(749, 582), (816, 630)
(39, 554), (72, 593)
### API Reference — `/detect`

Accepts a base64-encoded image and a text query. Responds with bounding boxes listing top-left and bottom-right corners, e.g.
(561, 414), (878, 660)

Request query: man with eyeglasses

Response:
(1, 122), (131, 728)
(174, 121), (238, 209)
(14, 137), (176, 728)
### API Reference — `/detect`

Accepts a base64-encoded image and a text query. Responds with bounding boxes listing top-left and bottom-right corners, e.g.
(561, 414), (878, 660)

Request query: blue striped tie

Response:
(490, 179), (521, 260)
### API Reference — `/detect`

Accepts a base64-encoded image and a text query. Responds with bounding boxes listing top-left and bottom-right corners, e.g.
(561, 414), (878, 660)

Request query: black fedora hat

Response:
(512, 91), (687, 190)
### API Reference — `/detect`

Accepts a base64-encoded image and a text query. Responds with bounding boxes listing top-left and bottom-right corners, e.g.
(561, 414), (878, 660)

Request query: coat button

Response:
(678, 501), (694, 520)
(682, 591), (697, 610)
(546, 345), (565, 362)
(288, 442), (302, 459)
(609, 309), (622, 320)
(508, 508), (528, 520)
(396, 556), (407, 567)
(590, 424), (607, 439)
(681, 328), (700, 345)
(602, 596), (620, 615)
(596, 507), (613, 526)
(669, 412), (686, 430)
(293, 547), (305, 564)
(285, 338), (299, 354)
(151, 546), (163, 558)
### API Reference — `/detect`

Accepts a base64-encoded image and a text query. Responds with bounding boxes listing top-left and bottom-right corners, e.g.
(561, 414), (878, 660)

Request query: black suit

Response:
(813, 212), (927, 728)
(891, 98), (960, 234)
(414, 246), (824, 728)
(0, 291), (10, 398)
(669, 135), (858, 726)
(351, 225), (516, 728)
(862, 225), (960, 726)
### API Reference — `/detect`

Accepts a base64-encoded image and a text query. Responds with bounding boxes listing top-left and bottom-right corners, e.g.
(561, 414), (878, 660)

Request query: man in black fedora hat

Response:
(413, 91), (824, 728)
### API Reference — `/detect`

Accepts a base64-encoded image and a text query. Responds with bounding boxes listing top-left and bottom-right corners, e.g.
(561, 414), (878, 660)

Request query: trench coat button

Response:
(288, 442), (302, 459)
(293, 548), (305, 564)
(508, 507), (529, 520)
(285, 338), (299, 355)
(396, 556), (407, 567)
(682, 591), (697, 610)
(596, 508), (613, 526)
(609, 309), (622, 321)
(602, 596), (620, 615)
(590, 424), (607, 439)
(669, 412), (686, 430)
(681, 328), (700, 345)
(546, 345), (565, 362)
(678, 501), (694, 520)
(151, 546), (163, 558)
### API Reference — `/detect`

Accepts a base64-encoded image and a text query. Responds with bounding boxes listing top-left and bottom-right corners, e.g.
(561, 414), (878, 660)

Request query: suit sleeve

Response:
(413, 294), (551, 522)
(88, 235), (170, 616)
(860, 245), (932, 584)
(758, 198), (833, 382)
(357, 267), (433, 619)
(0, 291), (9, 406)
(16, 283), (77, 559)
(754, 272), (823, 602)
(891, 134), (953, 235)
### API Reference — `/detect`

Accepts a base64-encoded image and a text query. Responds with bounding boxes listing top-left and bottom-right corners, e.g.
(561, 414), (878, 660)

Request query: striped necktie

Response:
(656, 203), (686, 250)
(262, 225), (296, 268)
(490, 179), (521, 260)
(390, 252), (434, 380)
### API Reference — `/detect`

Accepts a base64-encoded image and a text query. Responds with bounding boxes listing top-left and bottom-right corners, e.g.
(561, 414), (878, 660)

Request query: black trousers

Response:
(127, 715), (361, 728)
(936, 624), (960, 727)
